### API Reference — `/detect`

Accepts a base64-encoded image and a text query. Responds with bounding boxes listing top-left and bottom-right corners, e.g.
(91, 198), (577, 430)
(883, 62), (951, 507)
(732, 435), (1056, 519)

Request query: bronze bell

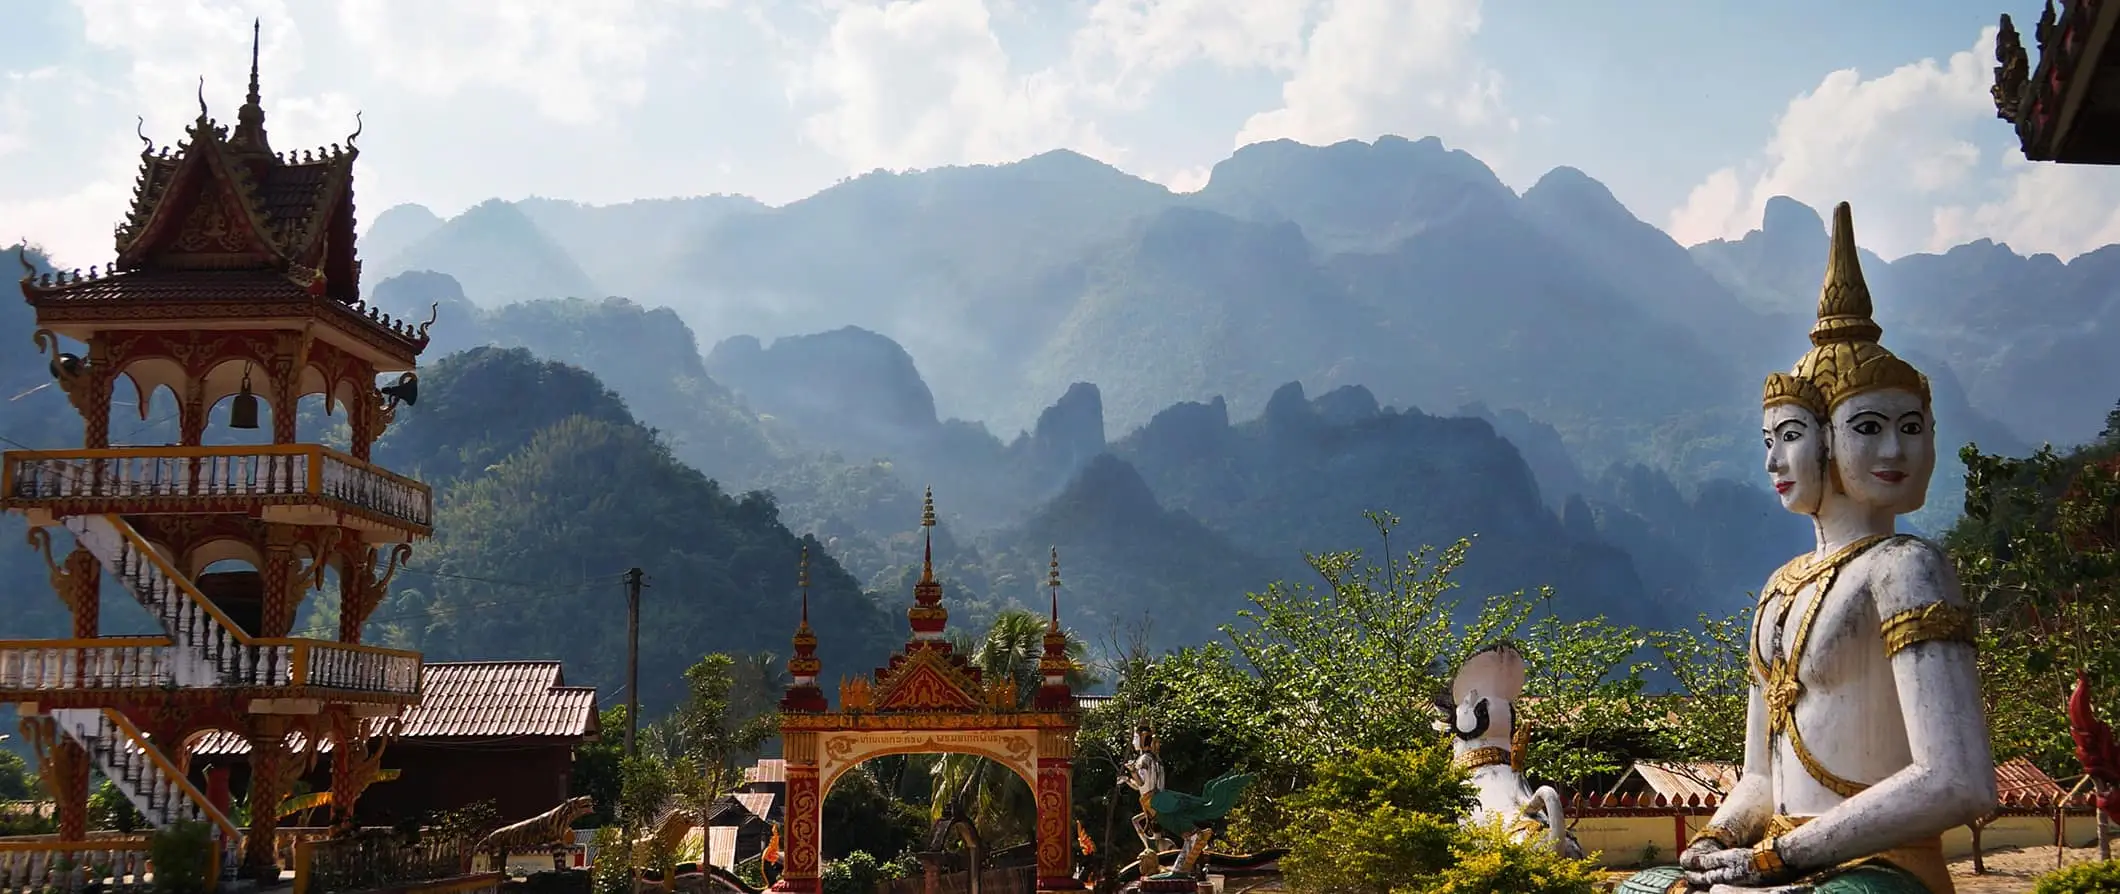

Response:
(229, 371), (260, 430)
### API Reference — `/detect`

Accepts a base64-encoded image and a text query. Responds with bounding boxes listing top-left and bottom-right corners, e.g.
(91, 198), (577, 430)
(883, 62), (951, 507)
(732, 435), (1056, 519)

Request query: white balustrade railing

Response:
(4, 445), (431, 528)
(0, 640), (172, 691)
(319, 453), (430, 528)
(0, 838), (152, 894)
(59, 515), (420, 699)
(48, 708), (240, 878)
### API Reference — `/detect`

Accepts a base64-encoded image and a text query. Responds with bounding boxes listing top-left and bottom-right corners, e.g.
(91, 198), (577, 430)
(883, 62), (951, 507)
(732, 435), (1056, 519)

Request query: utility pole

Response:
(624, 567), (644, 760)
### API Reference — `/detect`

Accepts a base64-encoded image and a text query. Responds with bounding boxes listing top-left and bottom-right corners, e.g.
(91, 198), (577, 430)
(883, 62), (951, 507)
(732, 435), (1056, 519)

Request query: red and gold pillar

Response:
(1036, 730), (1082, 892)
(259, 526), (297, 638)
(21, 715), (91, 842)
(772, 731), (822, 893)
(242, 720), (295, 879)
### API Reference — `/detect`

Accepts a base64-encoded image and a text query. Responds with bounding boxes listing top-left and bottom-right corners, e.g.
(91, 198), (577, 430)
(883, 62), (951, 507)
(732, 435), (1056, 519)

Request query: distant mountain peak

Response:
(1761, 196), (1825, 240)
(1523, 166), (1630, 219)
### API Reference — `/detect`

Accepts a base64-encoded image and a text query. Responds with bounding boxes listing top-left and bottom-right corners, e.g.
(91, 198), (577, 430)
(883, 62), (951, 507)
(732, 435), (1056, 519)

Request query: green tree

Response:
(1220, 513), (1531, 772)
(656, 653), (780, 833)
(1514, 611), (1660, 795)
(929, 609), (1096, 850)
(1647, 609), (1753, 766)
(820, 764), (926, 861)
(571, 706), (630, 827)
(0, 749), (32, 800)
(1952, 439), (2120, 775)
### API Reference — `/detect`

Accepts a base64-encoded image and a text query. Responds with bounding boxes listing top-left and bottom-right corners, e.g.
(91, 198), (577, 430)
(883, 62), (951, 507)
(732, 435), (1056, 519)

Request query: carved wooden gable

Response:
(871, 649), (983, 713)
(128, 147), (278, 269)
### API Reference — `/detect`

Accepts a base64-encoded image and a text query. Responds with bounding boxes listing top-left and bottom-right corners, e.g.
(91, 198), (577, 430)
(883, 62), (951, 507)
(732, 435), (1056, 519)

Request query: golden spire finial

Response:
(1810, 202), (1883, 347)
(1047, 547), (1062, 626)
(919, 487), (936, 585)
(798, 545), (811, 624)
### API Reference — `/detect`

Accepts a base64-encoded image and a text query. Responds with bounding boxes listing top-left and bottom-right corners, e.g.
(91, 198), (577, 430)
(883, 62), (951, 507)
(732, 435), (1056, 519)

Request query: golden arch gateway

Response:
(772, 493), (1083, 893)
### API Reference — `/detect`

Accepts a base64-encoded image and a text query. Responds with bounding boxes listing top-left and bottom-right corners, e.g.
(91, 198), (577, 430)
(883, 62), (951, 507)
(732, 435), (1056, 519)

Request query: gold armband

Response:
(1750, 836), (1788, 876)
(1880, 601), (1977, 658)
(1687, 824), (1738, 850)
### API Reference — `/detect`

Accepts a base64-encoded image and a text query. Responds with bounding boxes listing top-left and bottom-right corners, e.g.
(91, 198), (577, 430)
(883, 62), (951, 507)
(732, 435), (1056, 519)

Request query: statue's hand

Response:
(1685, 844), (1800, 890)
(1678, 838), (1728, 871)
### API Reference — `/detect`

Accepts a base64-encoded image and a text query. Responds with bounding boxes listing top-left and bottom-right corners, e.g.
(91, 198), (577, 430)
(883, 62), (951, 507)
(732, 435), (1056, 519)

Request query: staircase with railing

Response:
(47, 708), (240, 877)
(56, 514), (422, 697)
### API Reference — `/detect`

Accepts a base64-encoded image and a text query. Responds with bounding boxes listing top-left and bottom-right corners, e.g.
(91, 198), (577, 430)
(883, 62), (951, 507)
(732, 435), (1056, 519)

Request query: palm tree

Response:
(930, 609), (1097, 849)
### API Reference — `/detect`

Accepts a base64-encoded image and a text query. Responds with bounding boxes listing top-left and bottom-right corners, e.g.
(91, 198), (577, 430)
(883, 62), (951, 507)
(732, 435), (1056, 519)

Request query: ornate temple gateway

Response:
(0, 22), (431, 882)
(1993, 0), (2120, 163)
(772, 491), (1084, 893)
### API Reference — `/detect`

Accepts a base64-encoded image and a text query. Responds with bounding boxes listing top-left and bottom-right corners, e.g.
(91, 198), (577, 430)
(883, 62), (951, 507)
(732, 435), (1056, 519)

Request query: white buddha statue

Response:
(1624, 203), (1996, 894)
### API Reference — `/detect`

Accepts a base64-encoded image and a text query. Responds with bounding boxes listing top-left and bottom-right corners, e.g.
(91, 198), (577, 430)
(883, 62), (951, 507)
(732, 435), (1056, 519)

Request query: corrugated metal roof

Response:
(1624, 761), (1740, 799)
(1995, 756), (2065, 798)
(745, 760), (785, 784)
(189, 661), (597, 756)
(734, 793), (775, 821)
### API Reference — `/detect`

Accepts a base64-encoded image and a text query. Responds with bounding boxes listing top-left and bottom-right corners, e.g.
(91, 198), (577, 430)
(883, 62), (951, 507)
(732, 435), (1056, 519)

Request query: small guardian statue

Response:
(1436, 644), (1582, 857)
(1120, 725), (1256, 891)
(1622, 203), (1997, 893)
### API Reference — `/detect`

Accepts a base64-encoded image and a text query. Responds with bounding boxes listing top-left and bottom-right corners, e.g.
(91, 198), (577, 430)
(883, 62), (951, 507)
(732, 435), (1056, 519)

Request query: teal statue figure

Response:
(1120, 725), (1255, 884)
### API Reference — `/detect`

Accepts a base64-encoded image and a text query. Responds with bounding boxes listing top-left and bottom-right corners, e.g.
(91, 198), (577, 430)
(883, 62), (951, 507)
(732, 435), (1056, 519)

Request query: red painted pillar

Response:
(207, 765), (233, 817)
(1035, 756), (1079, 892)
(772, 732), (821, 894)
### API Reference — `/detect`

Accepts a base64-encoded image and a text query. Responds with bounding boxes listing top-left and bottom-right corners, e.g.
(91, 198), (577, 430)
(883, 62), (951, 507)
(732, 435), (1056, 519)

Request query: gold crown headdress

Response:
(1787, 203), (1930, 411)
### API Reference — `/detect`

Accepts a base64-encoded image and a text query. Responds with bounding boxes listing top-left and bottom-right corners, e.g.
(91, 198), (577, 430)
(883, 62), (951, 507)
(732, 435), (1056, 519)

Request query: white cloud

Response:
(1234, 0), (1512, 155)
(795, 0), (1119, 172)
(1068, 0), (1320, 108)
(1661, 27), (2120, 261)
(334, 0), (698, 126)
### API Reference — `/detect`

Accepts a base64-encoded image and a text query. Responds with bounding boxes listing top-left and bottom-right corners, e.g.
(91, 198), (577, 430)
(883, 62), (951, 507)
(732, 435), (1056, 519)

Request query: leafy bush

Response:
(588, 827), (630, 894)
(2033, 859), (2120, 894)
(1278, 745), (1471, 894)
(1421, 820), (1598, 894)
(90, 777), (144, 832)
(148, 819), (215, 894)
(820, 850), (887, 894)
(733, 854), (765, 890)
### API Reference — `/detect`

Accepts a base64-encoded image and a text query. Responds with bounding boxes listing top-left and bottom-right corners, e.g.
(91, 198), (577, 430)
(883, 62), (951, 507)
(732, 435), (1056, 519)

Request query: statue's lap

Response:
(1619, 863), (1933, 893)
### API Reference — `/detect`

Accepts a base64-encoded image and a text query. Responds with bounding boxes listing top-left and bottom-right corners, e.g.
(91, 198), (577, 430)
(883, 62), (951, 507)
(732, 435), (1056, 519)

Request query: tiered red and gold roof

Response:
(17, 21), (427, 370)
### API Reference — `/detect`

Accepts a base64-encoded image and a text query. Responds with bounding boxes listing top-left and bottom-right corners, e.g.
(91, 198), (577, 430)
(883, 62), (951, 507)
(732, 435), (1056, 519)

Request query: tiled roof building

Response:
(189, 661), (598, 824)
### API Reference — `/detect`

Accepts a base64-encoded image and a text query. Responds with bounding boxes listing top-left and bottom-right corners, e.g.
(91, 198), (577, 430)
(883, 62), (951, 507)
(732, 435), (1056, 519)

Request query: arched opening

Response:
(202, 357), (276, 448)
(811, 749), (1041, 894)
(193, 551), (266, 638)
(108, 372), (181, 446)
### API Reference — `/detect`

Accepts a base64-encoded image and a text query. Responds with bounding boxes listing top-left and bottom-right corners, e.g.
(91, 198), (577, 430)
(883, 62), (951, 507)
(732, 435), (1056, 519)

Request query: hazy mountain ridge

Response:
(359, 136), (2099, 490)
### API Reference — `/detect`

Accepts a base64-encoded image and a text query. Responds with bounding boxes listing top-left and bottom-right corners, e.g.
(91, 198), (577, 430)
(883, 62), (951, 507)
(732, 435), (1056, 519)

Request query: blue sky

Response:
(5, 0), (2115, 270)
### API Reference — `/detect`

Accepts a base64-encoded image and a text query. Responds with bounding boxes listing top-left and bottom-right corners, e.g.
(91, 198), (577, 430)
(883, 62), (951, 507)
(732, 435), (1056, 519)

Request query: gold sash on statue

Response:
(1766, 815), (1954, 894)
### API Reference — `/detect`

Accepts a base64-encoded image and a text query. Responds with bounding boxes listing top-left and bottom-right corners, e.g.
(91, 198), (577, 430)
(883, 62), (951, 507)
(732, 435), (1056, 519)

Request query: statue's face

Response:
(1762, 403), (1827, 515)
(1828, 388), (1935, 515)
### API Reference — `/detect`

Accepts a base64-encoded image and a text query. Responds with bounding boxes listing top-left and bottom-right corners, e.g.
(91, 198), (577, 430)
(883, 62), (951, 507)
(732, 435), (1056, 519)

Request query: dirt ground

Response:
(1948, 845), (2111, 893)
